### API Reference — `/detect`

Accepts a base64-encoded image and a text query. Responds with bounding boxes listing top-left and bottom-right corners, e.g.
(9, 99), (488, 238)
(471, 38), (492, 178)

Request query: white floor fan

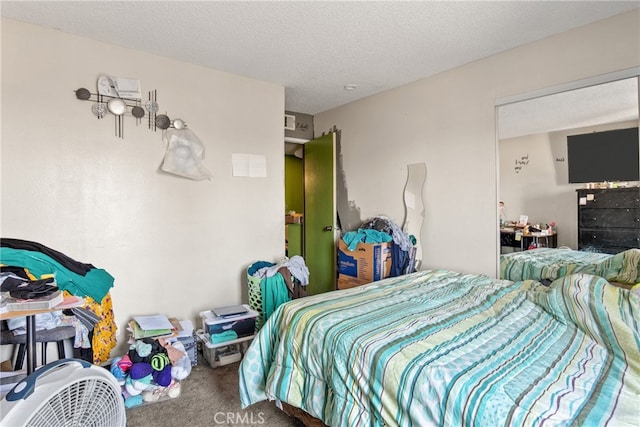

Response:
(1, 358), (126, 427)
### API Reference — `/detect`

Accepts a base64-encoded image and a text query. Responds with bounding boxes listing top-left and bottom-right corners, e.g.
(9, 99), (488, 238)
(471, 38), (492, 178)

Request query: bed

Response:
(500, 247), (640, 286)
(239, 269), (639, 426)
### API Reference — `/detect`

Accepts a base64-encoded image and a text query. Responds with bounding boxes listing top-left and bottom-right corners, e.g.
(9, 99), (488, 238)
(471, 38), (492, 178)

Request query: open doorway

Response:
(285, 142), (304, 257)
(284, 134), (338, 294)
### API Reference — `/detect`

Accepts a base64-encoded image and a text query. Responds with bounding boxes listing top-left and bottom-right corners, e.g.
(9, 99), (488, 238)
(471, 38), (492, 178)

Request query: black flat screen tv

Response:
(567, 126), (639, 183)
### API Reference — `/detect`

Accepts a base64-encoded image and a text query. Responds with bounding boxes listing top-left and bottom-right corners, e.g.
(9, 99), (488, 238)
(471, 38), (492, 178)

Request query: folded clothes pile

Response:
(0, 238), (117, 365)
(0, 238), (114, 303)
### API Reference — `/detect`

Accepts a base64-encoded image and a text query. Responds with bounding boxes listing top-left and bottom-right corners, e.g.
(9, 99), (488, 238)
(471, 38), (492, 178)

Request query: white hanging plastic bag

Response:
(161, 128), (212, 180)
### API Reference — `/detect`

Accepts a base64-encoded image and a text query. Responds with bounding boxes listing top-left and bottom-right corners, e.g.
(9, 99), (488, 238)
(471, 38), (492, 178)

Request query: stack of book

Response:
(1, 290), (64, 312)
(127, 314), (181, 341)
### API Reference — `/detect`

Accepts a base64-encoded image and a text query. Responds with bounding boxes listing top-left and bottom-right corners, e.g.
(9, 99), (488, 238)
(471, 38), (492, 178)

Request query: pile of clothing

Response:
(348, 215), (418, 277)
(0, 238), (117, 365)
(248, 255), (309, 324)
(110, 336), (191, 408)
(0, 238), (114, 301)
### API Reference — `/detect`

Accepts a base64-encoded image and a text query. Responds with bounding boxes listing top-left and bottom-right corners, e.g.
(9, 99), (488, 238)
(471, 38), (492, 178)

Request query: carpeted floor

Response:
(126, 351), (296, 427)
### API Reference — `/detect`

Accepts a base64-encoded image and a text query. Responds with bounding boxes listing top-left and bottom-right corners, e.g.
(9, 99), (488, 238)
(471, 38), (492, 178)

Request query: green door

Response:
(304, 133), (336, 294)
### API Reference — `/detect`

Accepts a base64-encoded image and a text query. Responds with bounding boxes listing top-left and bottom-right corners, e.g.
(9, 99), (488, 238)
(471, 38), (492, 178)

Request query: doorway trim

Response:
(496, 66), (640, 107)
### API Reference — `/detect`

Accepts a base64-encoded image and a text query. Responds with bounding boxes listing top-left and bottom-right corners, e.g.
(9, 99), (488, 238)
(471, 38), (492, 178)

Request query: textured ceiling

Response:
(2, 1), (639, 137)
(499, 77), (639, 139)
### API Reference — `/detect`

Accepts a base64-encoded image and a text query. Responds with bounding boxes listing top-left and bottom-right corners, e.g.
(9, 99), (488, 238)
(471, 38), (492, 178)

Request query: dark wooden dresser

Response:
(577, 187), (640, 254)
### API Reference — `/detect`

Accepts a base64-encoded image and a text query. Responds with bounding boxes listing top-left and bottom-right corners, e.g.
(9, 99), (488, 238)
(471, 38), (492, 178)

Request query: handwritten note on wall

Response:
(514, 154), (529, 174)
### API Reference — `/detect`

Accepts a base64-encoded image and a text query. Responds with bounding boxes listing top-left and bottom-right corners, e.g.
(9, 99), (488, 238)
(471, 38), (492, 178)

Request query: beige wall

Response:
(2, 10), (639, 361)
(315, 10), (640, 277)
(1, 19), (285, 358)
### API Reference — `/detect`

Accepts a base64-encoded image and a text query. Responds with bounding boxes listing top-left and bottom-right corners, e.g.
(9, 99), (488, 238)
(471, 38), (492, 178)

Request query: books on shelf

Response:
(3, 290), (64, 312)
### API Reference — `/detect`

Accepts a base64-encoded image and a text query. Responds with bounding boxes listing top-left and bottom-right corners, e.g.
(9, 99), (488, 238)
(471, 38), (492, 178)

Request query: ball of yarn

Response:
(110, 364), (125, 381)
(124, 395), (144, 408)
(129, 362), (153, 380)
(151, 352), (170, 371)
(128, 349), (147, 364)
(110, 357), (125, 381)
(117, 354), (133, 372)
(124, 377), (142, 396)
(132, 374), (152, 391)
(152, 364), (172, 387)
(167, 381), (181, 399)
(131, 341), (152, 358)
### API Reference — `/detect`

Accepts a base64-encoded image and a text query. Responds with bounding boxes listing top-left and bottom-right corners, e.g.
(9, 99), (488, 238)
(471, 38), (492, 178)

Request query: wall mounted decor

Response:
(75, 74), (187, 139)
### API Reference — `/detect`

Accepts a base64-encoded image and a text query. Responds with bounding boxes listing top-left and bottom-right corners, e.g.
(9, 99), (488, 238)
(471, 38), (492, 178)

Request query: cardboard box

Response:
(285, 213), (303, 224)
(337, 274), (373, 290)
(337, 240), (392, 288)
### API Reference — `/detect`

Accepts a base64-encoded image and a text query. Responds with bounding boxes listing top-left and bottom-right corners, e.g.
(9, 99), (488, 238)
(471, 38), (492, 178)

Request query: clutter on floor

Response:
(337, 216), (418, 289)
(247, 256), (309, 332)
(0, 238), (117, 366)
(196, 304), (258, 368)
(111, 314), (195, 408)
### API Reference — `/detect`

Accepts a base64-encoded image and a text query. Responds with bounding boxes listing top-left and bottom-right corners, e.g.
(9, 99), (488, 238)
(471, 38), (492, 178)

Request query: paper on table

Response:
(133, 314), (173, 330)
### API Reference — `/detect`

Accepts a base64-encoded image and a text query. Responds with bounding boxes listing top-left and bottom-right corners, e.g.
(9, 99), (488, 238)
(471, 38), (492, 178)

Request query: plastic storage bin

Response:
(195, 330), (254, 368)
(199, 305), (258, 344)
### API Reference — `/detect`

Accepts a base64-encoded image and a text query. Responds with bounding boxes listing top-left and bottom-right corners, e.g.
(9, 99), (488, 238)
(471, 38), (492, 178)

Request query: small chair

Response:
(0, 321), (76, 370)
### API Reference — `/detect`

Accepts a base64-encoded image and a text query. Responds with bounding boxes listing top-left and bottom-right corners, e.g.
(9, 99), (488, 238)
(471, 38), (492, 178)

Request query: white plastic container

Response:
(199, 305), (258, 344)
(195, 330), (253, 368)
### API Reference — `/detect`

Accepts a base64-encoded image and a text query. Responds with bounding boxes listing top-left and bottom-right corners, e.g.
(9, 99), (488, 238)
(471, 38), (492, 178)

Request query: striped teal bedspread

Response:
(239, 269), (640, 426)
(500, 247), (640, 284)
